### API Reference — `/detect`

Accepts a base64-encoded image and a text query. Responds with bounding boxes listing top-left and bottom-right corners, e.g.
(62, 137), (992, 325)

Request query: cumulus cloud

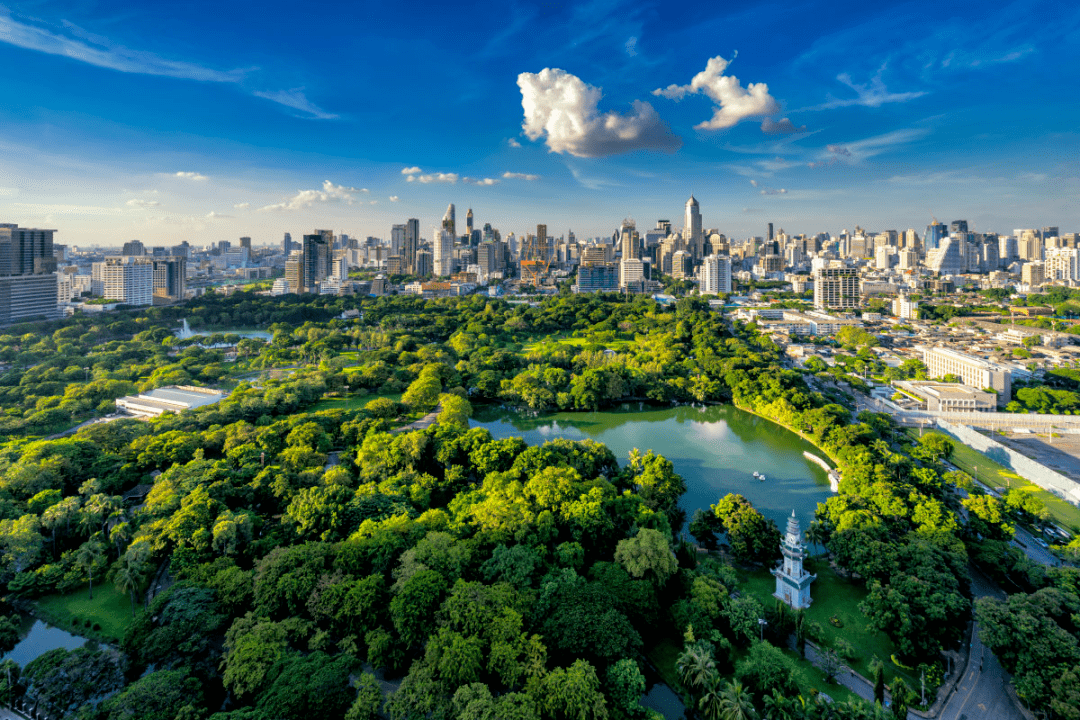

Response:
(507, 138), (522, 148)
(252, 89), (338, 120)
(761, 117), (806, 134)
(206, 211), (233, 219)
(172, 171), (208, 181)
(125, 198), (160, 208)
(464, 177), (499, 186)
(503, 172), (540, 181)
(258, 180), (366, 211)
(401, 166), (423, 175)
(233, 202), (250, 210)
(653, 54), (779, 130)
(389, 195), (400, 202)
(518, 68), (681, 157)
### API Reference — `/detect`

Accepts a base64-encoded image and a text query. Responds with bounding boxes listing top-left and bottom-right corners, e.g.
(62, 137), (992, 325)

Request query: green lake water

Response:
(471, 403), (833, 532)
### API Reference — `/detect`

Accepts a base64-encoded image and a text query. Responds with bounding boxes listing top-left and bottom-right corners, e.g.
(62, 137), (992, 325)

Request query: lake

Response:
(471, 403), (833, 532)
(1, 617), (94, 668)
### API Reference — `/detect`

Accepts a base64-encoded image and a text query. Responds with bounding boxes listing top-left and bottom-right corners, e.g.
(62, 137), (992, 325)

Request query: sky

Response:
(0, 0), (1077, 247)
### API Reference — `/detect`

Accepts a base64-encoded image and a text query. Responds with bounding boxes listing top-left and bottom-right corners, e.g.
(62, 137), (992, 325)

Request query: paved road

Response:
(937, 570), (1022, 720)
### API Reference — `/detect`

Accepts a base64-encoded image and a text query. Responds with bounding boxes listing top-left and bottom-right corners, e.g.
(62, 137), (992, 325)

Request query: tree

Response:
(734, 641), (797, 698)
(606, 659), (646, 718)
(112, 558), (142, 618)
(890, 676), (911, 720)
(438, 393), (473, 428)
(346, 673), (384, 720)
(101, 669), (202, 720)
(389, 569), (448, 649)
(677, 641), (717, 696)
(711, 495), (781, 566)
(717, 679), (758, 720)
(540, 659), (608, 720)
(614, 528), (678, 585)
(75, 538), (105, 600)
(871, 657), (886, 706)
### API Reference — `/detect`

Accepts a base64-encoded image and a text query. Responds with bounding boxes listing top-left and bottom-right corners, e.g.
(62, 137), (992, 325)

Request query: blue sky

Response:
(0, 0), (1077, 246)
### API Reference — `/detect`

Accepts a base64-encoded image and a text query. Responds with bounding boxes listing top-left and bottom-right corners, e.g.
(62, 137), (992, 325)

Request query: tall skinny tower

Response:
(772, 511), (816, 609)
(442, 204), (456, 238)
(685, 195), (703, 260)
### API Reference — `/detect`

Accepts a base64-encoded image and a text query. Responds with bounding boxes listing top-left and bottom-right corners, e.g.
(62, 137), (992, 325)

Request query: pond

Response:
(471, 403), (833, 532)
(1, 617), (95, 668)
(176, 319), (272, 341)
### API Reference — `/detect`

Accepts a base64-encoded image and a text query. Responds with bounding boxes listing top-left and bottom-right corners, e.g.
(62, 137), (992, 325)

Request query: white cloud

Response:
(401, 166), (423, 175)
(464, 177), (499, 186)
(625, 36), (638, 57)
(761, 117), (806, 134)
(518, 68), (681, 157)
(818, 128), (929, 164)
(805, 67), (927, 111)
(748, 179), (787, 195)
(653, 55), (779, 130)
(172, 171), (208, 181)
(0, 187), (18, 196)
(258, 180), (366, 211)
(206, 211), (233, 219)
(0, 11), (338, 120)
(252, 89), (338, 120)
(507, 138), (522, 148)
(503, 172), (540, 181)
(389, 196), (400, 202)
(125, 198), (160, 208)
(233, 202), (250, 210)
(411, 172), (458, 184)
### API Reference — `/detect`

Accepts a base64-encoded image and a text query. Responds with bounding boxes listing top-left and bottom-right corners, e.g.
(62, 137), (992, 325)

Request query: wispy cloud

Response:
(749, 179), (787, 195)
(507, 138), (522, 148)
(258, 180), (367, 211)
(252, 89), (338, 120)
(206, 211), (233, 219)
(0, 9), (336, 119)
(170, 171), (208, 181)
(125, 198), (160, 208)
(389, 196), (400, 202)
(503, 172), (540, 181)
(804, 67), (927, 111)
(233, 202), (250, 210)
(464, 177), (498, 186)
(625, 36), (638, 57)
(761, 117), (806, 134)
(567, 165), (620, 190)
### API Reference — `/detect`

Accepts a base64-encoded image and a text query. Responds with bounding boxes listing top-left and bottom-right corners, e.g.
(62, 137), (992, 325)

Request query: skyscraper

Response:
(924, 221), (947, 253)
(433, 226), (454, 276)
(301, 233), (331, 292)
(685, 195), (703, 260)
(466, 208), (473, 239)
(239, 236), (252, 251)
(391, 224), (405, 256)
(283, 233), (293, 256)
(813, 267), (858, 310)
(0, 224), (60, 324)
(404, 219), (419, 273)
(950, 220), (968, 234)
(442, 204), (456, 238)
(536, 224), (549, 262)
(700, 255), (732, 294)
(153, 257), (187, 303)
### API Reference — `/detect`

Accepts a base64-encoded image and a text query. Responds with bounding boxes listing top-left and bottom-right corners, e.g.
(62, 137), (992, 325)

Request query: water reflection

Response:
(2, 618), (92, 667)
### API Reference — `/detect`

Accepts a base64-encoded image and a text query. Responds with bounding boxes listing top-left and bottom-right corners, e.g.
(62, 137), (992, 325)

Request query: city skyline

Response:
(0, 0), (1077, 245)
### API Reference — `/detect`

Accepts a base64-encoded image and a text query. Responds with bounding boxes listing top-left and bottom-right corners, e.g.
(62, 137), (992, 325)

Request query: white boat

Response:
(759, 474), (766, 481)
(753, 471), (761, 478)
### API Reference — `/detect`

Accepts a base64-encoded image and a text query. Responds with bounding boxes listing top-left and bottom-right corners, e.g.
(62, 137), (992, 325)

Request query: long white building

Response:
(922, 347), (1011, 405)
(100, 257), (154, 306)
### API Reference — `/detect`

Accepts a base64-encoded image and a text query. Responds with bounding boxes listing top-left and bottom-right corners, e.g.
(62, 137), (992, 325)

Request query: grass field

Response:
(739, 561), (918, 689)
(521, 334), (632, 353)
(34, 583), (135, 643)
(906, 429), (1080, 531)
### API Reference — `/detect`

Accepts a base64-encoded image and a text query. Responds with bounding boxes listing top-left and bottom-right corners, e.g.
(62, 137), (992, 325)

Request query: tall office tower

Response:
(898, 249), (918, 270)
(813, 267), (859, 310)
(619, 219), (640, 260)
(618, 258), (645, 289)
(903, 229), (919, 251)
(466, 208), (474, 240)
(391, 224), (405, 256)
(152, 257), (187, 302)
(982, 241), (1000, 271)
(1043, 226), (1060, 240)
(283, 233), (294, 256)
(239, 236), (252, 251)
(927, 237), (968, 276)
(950, 220), (968, 234)
(767, 222), (774, 241)
(301, 233), (331, 293)
(875, 245), (893, 270)
(414, 249), (433, 277)
(536, 224), (549, 261)
(1017, 229), (1043, 261)
(102, 257), (154, 306)
(685, 195), (703, 260)
(657, 219), (672, 236)
(432, 226), (454, 276)
(121, 239), (146, 256)
(700, 254), (732, 294)
(404, 219), (420, 272)
(477, 242), (495, 275)
(442, 204), (456, 238)
(999, 235), (1018, 263)
(925, 221), (947, 253)
(0, 224), (60, 324)
(848, 232), (870, 258)
(283, 252), (300, 293)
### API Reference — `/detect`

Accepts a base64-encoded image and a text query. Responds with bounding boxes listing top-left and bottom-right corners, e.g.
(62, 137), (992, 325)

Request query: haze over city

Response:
(1, 0), (1078, 245)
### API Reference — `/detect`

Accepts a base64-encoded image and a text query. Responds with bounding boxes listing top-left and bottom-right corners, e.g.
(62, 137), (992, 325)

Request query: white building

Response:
(700, 254), (732, 294)
(619, 258), (645, 288)
(892, 295), (919, 320)
(1045, 248), (1080, 282)
(922, 347), (1011, 404)
(116, 385), (226, 417)
(432, 227), (454, 277)
(271, 278), (290, 296)
(813, 267), (858, 310)
(772, 512), (815, 610)
(101, 257), (153, 306)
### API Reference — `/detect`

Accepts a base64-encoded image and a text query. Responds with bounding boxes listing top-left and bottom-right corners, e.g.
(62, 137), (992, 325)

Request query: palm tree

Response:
(677, 642), (717, 696)
(761, 688), (792, 720)
(805, 520), (828, 558)
(113, 559), (142, 618)
(75, 540), (104, 600)
(698, 673), (726, 720)
(718, 680), (758, 720)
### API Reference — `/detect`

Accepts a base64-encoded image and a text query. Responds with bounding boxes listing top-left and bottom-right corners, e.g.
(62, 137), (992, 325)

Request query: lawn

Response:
(34, 583), (135, 643)
(520, 334), (632, 353)
(906, 429), (1080, 531)
(739, 561), (918, 690)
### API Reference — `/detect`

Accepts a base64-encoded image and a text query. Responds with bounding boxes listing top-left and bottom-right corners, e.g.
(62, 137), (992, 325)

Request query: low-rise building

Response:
(116, 385), (226, 417)
(896, 380), (997, 412)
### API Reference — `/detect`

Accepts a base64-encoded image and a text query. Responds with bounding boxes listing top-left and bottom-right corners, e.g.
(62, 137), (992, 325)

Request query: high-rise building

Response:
(433, 226), (454, 276)
(283, 233), (294, 256)
(619, 219), (640, 260)
(102, 257), (154, 306)
(391, 224), (405, 256)
(121, 240), (146, 256)
(927, 237), (968, 276)
(152, 257), (186, 303)
(0, 224), (60, 324)
(442, 204), (456, 238)
(414, 249), (433, 278)
(239, 236), (252, 251)
(466, 208), (474, 240)
(536, 224), (549, 262)
(767, 222), (774, 242)
(404, 219), (419, 273)
(813, 267), (858, 310)
(619, 258), (645, 289)
(1045, 248), (1080, 282)
(301, 233), (331, 292)
(950, 220), (968, 234)
(575, 263), (619, 293)
(924, 221), (947, 253)
(685, 195), (703, 260)
(700, 255), (732, 294)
